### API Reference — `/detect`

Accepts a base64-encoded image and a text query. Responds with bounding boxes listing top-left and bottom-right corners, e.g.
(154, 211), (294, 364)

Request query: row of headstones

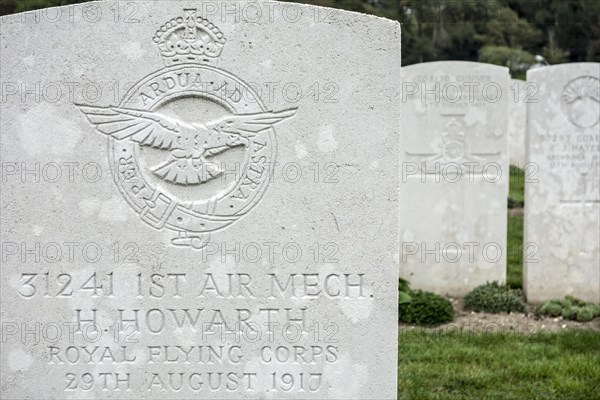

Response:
(0, 5), (596, 398)
(400, 61), (600, 304)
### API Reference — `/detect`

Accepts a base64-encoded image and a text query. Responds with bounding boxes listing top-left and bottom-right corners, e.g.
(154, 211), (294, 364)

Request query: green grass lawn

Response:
(396, 165), (600, 399)
(507, 165), (525, 289)
(507, 215), (524, 289)
(508, 165), (525, 207)
(398, 330), (600, 400)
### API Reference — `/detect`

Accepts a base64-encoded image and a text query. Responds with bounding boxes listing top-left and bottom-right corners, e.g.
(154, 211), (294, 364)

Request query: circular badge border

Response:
(108, 64), (278, 234)
(560, 75), (600, 129)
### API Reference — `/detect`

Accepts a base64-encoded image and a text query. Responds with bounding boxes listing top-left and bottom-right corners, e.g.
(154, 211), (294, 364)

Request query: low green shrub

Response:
(398, 278), (412, 305)
(464, 281), (526, 313)
(575, 307), (596, 322)
(399, 290), (455, 326)
(536, 300), (563, 317)
(536, 296), (600, 322)
(561, 306), (576, 320)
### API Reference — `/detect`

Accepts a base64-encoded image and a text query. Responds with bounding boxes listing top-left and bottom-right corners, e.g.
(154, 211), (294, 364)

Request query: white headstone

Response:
(508, 79), (527, 167)
(400, 61), (510, 296)
(524, 63), (600, 303)
(0, 2), (401, 398)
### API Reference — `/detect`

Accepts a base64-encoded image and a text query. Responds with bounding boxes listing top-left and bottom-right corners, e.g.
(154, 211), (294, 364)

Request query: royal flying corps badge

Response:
(77, 9), (297, 250)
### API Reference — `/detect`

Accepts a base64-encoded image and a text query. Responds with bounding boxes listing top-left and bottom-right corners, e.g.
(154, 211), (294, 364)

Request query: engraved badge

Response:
(405, 117), (500, 169)
(77, 9), (297, 249)
(561, 76), (600, 129)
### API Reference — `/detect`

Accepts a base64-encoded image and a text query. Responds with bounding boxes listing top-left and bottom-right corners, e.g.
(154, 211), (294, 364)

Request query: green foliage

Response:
(398, 277), (412, 305)
(536, 301), (563, 317)
(0, 0), (87, 15)
(522, 0), (598, 62)
(543, 43), (570, 64)
(398, 0), (600, 67)
(474, 7), (543, 49)
(464, 281), (526, 313)
(536, 296), (600, 322)
(575, 307), (596, 322)
(478, 45), (536, 75)
(399, 290), (454, 326)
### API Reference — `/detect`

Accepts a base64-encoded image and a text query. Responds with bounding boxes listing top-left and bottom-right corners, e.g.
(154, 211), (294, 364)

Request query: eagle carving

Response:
(78, 105), (296, 185)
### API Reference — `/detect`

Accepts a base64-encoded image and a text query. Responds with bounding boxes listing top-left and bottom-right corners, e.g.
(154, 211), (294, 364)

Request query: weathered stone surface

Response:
(508, 79), (527, 167)
(524, 63), (600, 303)
(400, 61), (509, 297)
(0, 2), (401, 398)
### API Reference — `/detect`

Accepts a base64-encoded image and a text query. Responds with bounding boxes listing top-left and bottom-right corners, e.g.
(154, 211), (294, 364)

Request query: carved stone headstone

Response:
(400, 61), (510, 296)
(508, 79), (527, 167)
(524, 63), (600, 303)
(0, 2), (401, 398)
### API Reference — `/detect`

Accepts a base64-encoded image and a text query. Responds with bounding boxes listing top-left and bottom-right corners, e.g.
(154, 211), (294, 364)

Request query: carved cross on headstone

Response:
(404, 114), (501, 178)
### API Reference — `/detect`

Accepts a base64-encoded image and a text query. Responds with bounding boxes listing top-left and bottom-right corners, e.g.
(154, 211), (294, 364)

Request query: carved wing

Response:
(205, 108), (297, 139)
(77, 105), (190, 150)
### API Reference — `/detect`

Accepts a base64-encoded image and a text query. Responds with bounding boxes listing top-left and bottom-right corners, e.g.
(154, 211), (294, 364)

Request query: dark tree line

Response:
(2, 0), (598, 76)
(285, 0), (600, 76)
(0, 0), (87, 15)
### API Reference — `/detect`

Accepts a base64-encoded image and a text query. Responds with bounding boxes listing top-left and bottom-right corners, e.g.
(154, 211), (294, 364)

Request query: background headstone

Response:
(0, 1), (401, 398)
(524, 63), (600, 303)
(508, 79), (527, 167)
(400, 61), (510, 297)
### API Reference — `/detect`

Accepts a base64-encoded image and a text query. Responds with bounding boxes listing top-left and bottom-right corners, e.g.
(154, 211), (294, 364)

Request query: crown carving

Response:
(442, 119), (466, 143)
(153, 9), (226, 66)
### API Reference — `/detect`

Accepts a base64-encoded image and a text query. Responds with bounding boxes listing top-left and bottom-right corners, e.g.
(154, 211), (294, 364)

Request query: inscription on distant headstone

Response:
(0, 2), (401, 398)
(400, 61), (510, 296)
(524, 63), (600, 303)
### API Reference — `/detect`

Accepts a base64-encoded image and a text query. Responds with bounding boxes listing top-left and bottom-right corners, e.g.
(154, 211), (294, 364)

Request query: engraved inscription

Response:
(12, 269), (369, 395)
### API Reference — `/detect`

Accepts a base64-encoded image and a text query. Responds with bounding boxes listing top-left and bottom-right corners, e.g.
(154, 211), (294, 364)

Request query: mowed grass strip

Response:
(398, 330), (600, 400)
(507, 165), (525, 289)
(509, 165), (525, 205)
